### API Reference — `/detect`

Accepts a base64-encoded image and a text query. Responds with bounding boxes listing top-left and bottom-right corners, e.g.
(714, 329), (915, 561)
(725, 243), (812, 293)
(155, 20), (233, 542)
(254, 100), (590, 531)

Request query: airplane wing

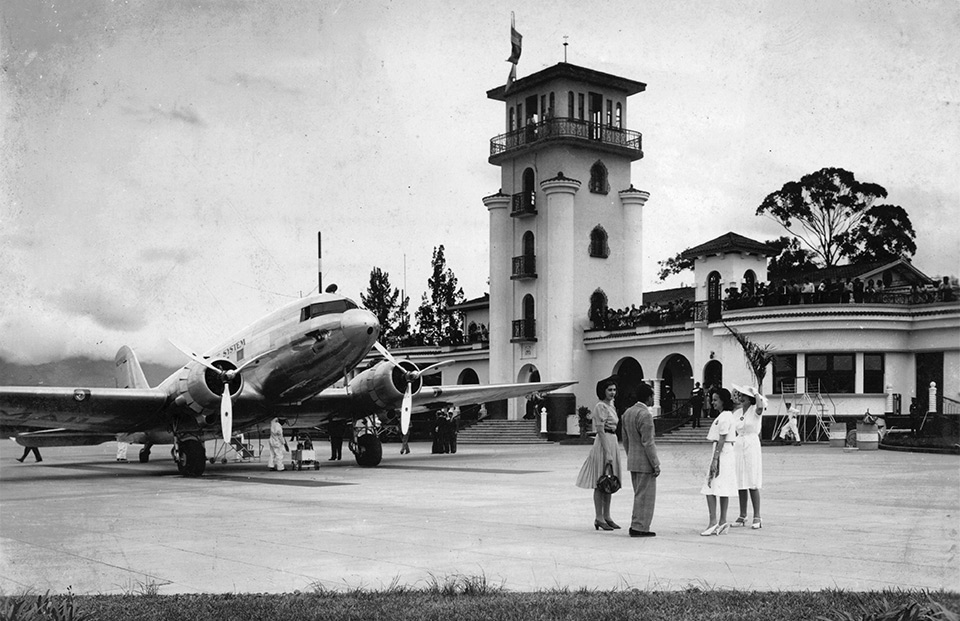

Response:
(0, 386), (170, 444)
(277, 380), (576, 427)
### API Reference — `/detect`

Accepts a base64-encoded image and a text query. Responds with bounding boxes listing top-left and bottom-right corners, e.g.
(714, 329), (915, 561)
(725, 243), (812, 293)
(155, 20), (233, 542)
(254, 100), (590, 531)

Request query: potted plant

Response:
(577, 406), (592, 439)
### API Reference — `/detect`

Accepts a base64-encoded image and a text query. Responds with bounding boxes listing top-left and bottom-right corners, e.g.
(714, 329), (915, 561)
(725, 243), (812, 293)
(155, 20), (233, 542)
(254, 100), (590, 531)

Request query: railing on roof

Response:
(490, 117), (642, 159)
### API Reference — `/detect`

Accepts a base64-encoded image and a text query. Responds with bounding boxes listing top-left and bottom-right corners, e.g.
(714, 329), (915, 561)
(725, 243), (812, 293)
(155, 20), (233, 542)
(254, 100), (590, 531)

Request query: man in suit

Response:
(621, 382), (660, 537)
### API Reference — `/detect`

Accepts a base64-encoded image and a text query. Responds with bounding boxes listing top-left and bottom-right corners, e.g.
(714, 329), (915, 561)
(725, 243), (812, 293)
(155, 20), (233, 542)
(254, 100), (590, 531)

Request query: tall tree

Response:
(836, 203), (916, 264)
(756, 167), (891, 267)
(656, 252), (695, 283)
(414, 245), (465, 345)
(360, 267), (410, 348)
(765, 236), (820, 280)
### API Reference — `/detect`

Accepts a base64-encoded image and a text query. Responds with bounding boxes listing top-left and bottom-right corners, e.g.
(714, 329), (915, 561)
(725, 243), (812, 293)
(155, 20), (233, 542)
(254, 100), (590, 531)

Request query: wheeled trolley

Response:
(290, 432), (320, 470)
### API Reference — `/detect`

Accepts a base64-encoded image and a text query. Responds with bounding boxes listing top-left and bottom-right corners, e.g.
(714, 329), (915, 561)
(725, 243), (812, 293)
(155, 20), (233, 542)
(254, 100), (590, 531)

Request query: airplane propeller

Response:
(372, 342), (453, 435)
(169, 340), (260, 443)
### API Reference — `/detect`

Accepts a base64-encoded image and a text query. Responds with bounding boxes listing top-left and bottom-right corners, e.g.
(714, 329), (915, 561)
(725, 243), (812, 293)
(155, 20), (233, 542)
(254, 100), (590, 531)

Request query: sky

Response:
(1, 0), (958, 368)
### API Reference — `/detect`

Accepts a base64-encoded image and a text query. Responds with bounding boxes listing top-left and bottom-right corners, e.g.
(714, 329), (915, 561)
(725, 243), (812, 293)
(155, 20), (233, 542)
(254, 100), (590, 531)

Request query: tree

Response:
(756, 167), (893, 267)
(656, 252), (695, 283)
(765, 236), (819, 280)
(723, 322), (774, 387)
(413, 245), (465, 346)
(836, 203), (916, 264)
(360, 267), (410, 348)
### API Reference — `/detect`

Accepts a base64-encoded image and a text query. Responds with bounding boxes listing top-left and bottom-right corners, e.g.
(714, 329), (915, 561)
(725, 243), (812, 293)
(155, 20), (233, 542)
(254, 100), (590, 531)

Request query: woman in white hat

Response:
(732, 384), (765, 529)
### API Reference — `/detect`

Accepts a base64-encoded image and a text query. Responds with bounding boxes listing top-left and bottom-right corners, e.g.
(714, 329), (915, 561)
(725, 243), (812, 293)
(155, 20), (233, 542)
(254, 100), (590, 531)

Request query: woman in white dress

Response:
(732, 384), (765, 529)
(700, 388), (738, 535)
(575, 377), (623, 531)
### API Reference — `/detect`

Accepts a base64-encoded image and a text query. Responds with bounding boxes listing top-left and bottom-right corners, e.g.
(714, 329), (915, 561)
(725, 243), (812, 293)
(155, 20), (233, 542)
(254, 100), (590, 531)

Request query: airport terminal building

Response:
(389, 61), (960, 439)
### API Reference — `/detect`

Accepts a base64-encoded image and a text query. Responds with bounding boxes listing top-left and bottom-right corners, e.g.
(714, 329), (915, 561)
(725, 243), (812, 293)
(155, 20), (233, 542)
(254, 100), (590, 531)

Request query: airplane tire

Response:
(355, 434), (382, 467)
(178, 438), (207, 477)
(139, 448), (151, 463)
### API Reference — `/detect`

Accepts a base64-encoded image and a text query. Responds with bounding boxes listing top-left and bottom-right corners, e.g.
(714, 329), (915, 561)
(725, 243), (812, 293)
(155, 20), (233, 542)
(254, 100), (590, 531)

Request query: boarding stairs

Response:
(772, 379), (836, 442)
(656, 423), (712, 444)
(456, 419), (552, 445)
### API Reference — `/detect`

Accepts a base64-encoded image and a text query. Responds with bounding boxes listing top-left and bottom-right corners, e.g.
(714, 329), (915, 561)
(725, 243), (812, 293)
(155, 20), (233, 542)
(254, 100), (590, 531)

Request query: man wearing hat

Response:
(621, 382), (660, 537)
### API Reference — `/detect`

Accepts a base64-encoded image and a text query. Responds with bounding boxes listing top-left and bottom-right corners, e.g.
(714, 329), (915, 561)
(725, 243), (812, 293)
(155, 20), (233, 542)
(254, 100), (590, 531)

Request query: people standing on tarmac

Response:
(116, 437), (129, 463)
(575, 376), (623, 531)
(621, 382), (660, 538)
(732, 384), (766, 530)
(267, 417), (287, 471)
(327, 418), (346, 461)
(699, 388), (737, 536)
(16, 445), (42, 463)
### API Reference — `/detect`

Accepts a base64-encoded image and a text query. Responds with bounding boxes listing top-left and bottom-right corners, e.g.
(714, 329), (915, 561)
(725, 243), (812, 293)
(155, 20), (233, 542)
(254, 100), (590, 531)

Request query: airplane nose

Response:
(341, 308), (380, 343)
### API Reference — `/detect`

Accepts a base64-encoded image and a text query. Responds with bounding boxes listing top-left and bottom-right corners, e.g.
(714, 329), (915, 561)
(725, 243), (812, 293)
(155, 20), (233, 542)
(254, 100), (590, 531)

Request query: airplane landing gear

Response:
(172, 437), (206, 477)
(354, 433), (382, 467)
(139, 443), (153, 463)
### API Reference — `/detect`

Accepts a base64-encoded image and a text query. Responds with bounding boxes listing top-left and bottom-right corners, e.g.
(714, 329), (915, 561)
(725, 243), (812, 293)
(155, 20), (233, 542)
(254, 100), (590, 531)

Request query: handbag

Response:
(596, 463), (621, 494)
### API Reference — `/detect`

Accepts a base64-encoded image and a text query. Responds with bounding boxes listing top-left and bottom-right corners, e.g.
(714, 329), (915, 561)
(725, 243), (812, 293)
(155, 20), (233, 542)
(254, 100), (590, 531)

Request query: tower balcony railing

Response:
(511, 190), (536, 217)
(490, 117), (643, 163)
(511, 318), (537, 342)
(511, 255), (537, 280)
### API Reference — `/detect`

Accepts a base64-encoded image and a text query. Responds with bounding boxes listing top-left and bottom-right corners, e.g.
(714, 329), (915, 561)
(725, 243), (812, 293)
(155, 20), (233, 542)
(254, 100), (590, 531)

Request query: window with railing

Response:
(773, 354), (797, 394)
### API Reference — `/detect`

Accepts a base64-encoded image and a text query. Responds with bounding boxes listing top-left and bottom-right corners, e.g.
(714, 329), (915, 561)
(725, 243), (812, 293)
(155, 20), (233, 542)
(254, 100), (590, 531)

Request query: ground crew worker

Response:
(268, 417), (287, 471)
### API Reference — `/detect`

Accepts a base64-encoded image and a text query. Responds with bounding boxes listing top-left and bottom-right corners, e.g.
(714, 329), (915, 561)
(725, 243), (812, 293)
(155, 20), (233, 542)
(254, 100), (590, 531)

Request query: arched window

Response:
(589, 225), (609, 259)
(589, 289), (609, 328)
(522, 231), (535, 257)
(743, 270), (757, 297)
(523, 294), (535, 322)
(589, 160), (609, 194)
(615, 103), (622, 128)
(707, 271), (722, 322)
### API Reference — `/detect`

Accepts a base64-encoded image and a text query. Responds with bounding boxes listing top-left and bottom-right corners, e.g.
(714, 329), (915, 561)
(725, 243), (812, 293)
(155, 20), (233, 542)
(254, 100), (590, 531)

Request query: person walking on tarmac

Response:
(267, 417), (288, 471)
(16, 445), (42, 463)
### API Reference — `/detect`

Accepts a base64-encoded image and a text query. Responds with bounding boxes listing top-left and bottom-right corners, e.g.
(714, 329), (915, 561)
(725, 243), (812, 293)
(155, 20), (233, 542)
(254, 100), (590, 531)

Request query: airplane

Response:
(0, 291), (575, 476)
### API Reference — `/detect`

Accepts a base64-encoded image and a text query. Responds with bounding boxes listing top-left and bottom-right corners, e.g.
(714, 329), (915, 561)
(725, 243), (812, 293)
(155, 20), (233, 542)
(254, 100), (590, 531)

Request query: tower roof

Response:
(680, 232), (777, 260)
(487, 62), (646, 101)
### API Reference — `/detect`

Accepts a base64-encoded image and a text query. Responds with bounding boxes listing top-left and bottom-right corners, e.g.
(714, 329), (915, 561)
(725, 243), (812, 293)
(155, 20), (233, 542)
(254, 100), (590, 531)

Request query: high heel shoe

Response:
(700, 524), (719, 536)
(751, 517), (762, 529)
(605, 519), (621, 529)
(716, 522), (731, 535)
(594, 520), (614, 531)
(732, 515), (747, 527)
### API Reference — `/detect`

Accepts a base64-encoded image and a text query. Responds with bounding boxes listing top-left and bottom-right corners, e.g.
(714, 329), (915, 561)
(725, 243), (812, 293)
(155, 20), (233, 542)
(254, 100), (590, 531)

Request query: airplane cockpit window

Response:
(300, 298), (359, 322)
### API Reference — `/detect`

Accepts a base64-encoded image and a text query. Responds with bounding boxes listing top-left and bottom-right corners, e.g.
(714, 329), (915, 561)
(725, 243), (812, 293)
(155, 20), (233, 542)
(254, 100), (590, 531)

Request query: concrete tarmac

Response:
(1, 440), (957, 595)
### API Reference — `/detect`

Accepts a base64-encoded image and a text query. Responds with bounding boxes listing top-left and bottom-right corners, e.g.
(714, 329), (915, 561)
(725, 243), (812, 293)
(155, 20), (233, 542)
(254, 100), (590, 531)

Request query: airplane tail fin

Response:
(114, 346), (151, 389)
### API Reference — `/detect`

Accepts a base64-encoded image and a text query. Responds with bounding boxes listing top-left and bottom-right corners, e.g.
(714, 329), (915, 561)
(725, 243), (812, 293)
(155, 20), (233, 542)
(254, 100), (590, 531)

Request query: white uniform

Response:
(268, 418), (285, 471)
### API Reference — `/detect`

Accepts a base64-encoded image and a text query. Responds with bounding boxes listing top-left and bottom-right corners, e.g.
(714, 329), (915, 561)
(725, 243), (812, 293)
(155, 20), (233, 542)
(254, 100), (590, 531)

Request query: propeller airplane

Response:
(1, 291), (575, 476)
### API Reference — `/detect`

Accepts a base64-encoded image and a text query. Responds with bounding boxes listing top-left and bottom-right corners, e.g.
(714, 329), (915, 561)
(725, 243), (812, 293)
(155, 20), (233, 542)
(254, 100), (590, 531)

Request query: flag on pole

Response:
(507, 13), (522, 64)
(505, 13), (521, 93)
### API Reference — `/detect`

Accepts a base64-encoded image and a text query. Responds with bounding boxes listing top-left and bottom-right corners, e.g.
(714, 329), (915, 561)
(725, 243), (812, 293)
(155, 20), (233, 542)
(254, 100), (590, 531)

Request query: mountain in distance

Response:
(0, 357), (178, 388)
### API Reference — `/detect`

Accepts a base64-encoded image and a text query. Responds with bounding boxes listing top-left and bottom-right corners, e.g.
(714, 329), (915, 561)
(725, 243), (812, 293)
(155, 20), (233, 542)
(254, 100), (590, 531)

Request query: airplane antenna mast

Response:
(317, 231), (322, 292)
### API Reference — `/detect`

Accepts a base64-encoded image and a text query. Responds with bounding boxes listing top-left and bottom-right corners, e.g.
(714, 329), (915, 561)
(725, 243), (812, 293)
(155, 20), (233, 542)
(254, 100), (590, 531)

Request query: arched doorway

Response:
(457, 368), (481, 419)
(613, 357), (644, 414)
(659, 354), (693, 416)
(703, 360), (723, 417)
(518, 364), (540, 420)
(708, 271), (722, 322)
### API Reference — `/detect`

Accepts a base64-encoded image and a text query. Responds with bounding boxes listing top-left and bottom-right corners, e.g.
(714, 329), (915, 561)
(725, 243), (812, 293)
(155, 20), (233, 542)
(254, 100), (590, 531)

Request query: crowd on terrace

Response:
(589, 275), (958, 331)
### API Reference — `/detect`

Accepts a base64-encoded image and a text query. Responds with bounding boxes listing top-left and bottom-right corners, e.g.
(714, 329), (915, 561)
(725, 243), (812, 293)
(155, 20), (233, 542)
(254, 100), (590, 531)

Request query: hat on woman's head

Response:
(731, 383), (767, 407)
(595, 375), (619, 401)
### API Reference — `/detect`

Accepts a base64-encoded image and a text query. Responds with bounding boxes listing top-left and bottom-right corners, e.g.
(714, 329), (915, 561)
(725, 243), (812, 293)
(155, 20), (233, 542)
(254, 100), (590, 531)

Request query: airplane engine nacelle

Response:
(349, 360), (423, 411)
(174, 359), (243, 416)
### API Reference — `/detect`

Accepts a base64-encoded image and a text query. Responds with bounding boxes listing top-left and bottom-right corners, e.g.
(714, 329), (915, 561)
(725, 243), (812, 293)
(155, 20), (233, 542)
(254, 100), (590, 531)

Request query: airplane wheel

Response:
(177, 438), (207, 477)
(355, 434), (382, 467)
(846, 429), (858, 448)
(139, 448), (151, 463)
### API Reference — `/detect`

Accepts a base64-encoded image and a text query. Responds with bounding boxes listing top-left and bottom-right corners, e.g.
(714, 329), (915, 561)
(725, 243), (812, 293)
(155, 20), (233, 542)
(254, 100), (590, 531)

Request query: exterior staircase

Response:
(457, 419), (552, 445)
(656, 422), (711, 444)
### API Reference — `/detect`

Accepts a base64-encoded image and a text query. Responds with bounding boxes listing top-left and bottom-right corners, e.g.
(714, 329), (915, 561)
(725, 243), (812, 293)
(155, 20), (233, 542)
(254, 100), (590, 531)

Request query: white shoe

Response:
(700, 524), (719, 536)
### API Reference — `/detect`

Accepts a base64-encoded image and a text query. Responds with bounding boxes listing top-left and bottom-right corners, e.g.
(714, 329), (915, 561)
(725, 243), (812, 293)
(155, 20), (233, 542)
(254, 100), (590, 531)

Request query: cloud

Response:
(51, 283), (149, 332)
